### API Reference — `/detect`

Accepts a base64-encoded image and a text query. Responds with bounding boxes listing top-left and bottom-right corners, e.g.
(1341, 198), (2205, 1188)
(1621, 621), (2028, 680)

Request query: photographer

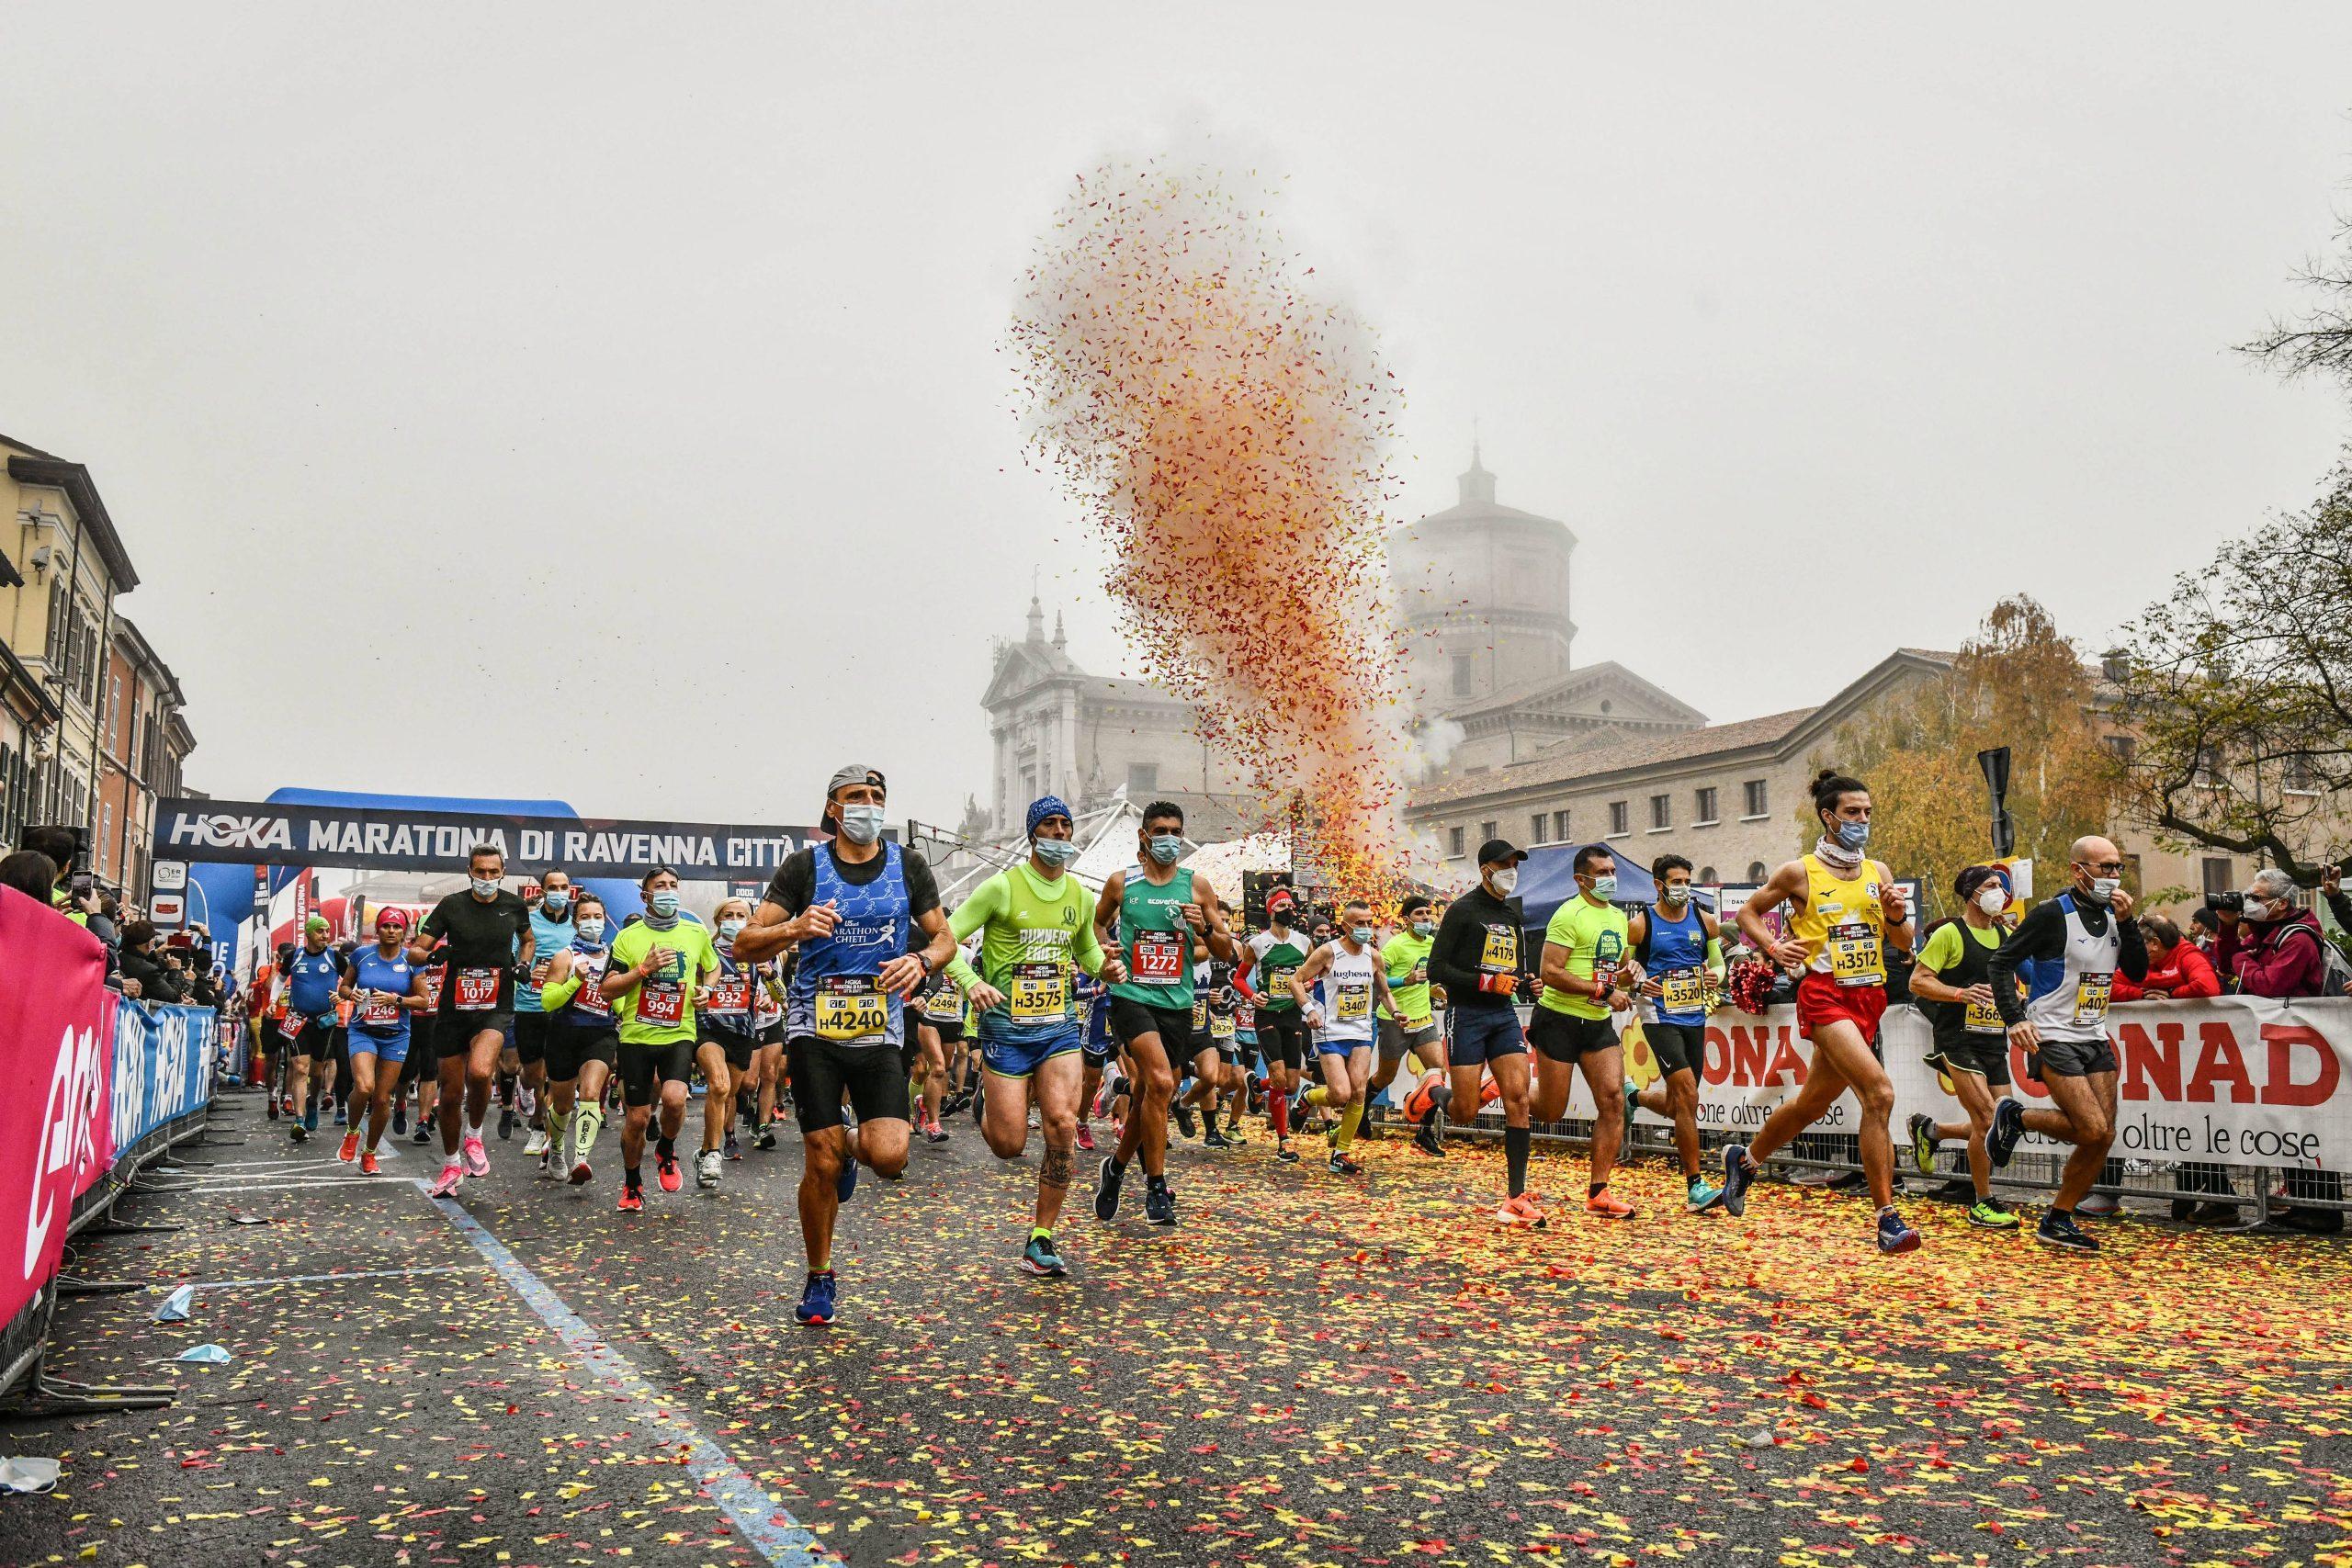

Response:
(117, 919), (187, 1004)
(21, 826), (116, 949)
(2214, 869), (2339, 1234)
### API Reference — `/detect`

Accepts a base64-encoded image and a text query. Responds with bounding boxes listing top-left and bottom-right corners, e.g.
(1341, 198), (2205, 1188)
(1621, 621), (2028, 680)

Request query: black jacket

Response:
(1427, 883), (1532, 1010)
(118, 946), (187, 1004)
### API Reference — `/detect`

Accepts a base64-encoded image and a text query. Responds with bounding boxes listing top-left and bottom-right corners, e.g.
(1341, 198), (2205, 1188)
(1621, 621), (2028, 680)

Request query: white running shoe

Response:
(696, 1148), (722, 1189)
(524, 1128), (549, 1157)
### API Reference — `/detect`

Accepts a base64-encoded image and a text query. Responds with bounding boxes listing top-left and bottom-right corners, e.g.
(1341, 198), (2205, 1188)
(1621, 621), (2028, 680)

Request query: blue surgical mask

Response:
(836, 804), (886, 846)
(648, 891), (680, 919)
(470, 876), (501, 897)
(1833, 819), (1871, 852)
(1412, 919), (1434, 937)
(1147, 834), (1183, 866)
(540, 891), (570, 915)
(1589, 874), (1618, 901)
(1034, 836), (1080, 869)
(1350, 925), (1374, 946)
(718, 918), (745, 941)
(576, 918), (605, 944)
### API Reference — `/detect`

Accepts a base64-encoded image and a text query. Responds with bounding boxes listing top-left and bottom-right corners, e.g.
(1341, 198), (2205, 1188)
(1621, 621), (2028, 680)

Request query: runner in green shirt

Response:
(598, 867), (720, 1210)
(1530, 845), (1639, 1222)
(1367, 894), (1446, 1156)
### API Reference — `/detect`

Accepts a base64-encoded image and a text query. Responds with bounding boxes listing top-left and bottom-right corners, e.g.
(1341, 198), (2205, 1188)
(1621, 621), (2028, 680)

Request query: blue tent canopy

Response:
(1514, 843), (1713, 931)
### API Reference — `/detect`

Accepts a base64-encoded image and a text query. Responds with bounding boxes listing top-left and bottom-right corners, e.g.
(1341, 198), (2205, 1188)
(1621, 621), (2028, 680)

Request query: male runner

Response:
(1428, 840), (1543, 1224)
(412, 844), (535, 1197)
(1074, 966), (1115, 1153)
(1985, 837), (2146, 1253)
(1724, 770), (1919, 1254)
(1287, 900), (1396, 1175)
(1624, 855), (1727, 1213)
(337, 908), (426, 1172)
(600, 868), (720, 1209)
(1245, 889), (1317, 1162)
(735, 764), (957, 1325)
(913, 951), (967, 1145)
(1530, 846), (1638, 1220)
(1369, 895), (1446, 1155)
(535, 892), (618, 1184)
(1903, 864), (2025, 1230)
(511, 868), (576, 1156)
(1092, 800), (1236, 1223)
(280, 917), (345, 1145)
(949, 795), (1126, 1276)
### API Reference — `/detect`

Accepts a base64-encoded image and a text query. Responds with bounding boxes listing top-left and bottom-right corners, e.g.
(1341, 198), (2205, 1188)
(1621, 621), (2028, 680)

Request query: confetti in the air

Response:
(1011, 157), (1412, 896)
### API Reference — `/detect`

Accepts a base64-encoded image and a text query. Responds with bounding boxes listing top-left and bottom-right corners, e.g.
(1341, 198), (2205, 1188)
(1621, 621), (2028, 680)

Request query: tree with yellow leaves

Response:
(1811, 597), (2118, 920)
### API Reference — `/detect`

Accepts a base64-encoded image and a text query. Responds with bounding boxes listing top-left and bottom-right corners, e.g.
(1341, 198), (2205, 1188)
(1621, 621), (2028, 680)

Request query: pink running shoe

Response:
(1075, 1121), (1096, 1152)
(461, 1134), (490, 1178)
(429, 1160), (463, 1198)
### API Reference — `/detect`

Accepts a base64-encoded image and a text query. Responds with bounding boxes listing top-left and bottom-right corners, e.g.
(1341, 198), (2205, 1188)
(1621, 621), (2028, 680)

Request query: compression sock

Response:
(1270, 1093), (1290, 1138)
(625, 1164), (642, 1190)
(574, 1103), (603, 1156)
(1336, 1100), (1364, 1152)
(1505, 1125), (1532, 1198)
(656, 1134), (675, 1161)
(1304, 1085), (1330, 1108)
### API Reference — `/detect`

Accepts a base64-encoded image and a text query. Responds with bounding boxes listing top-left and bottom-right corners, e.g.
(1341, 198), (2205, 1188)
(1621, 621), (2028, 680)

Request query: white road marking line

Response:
(176, 1264), (492, 1292)
(419, 1182), (839, 1568)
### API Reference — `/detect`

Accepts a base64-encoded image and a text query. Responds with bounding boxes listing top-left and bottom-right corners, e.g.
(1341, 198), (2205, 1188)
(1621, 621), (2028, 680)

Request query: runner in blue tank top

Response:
(335, 908), (427, 1174)
(1624, 854), (1727, 1213)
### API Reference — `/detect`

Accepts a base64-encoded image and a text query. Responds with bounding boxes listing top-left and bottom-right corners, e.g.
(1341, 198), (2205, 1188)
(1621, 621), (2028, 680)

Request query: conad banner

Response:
(107, 1000), (217, 1161)
(1585, 998), (2349, 1172)
(0, 888), (116, 1331)
(153, 796), (832, 878)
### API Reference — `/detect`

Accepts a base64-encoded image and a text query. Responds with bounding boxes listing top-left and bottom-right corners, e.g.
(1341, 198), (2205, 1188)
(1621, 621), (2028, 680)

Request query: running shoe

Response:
(1987, 1099), (2025, 1168)
(724, 1129), (741, 1160)
(359, 1150), (379, 1176)
(1493, 1192), (1549, 1228)
(836, 1155), (856, 1203)
(1075, 1121), (1096, 1153)
(1906, 1113), (1938, 1176)
(461, 1134), (490, 1178)
(391, 1105), (407, 1135)
(755, 1121), (778, 1151)
(333, 1107), (347, 1128)
(696, 1149), (721, 1189)
(795, 1270), (838, 1325)
(1328, 1152), (1363, 1177)
(1020, 1230), (1069, 1279)
(1686, 1177), (1725, 1213)
(1203, 1126), (1233, 1150)
(1173, 1102), (1198, 1140)
(289, 1122), (310, 1145)
(499, 1105), (515, 1140)
(524, 1128), (550, 1157)
(1412, 1118), (1444, 1158)
(658, 1152), (684, 1192)
(1876, 1208), (1923, 1254)
(1144, 1181), (1177, 1226)
(303, 1105), (319, 1132)
(1586, 1190), (1636, 1221)
(617, 1183), (643, 1213)
(570, 1154), (594, 1186)
(2036, 1210), (2098, 1252)
(923, 1121), (949, 1145)
(1719, 1143), (1756, 1217)
(266, 1093), (280, 1122)
(1967, 1199), (2021, 1230)
(2076, 1192), (2120, 1218)
(337, 1131), (360, 1164)
(281, 1093), (299, 1118)
(1223, 1120), (1245, 1143)
(413, 1114), (434, 1145)
(1275, 1141), (1300, 1164)
(1094, 1157), (1125, 1222)
(429, 1160), (463, 1198)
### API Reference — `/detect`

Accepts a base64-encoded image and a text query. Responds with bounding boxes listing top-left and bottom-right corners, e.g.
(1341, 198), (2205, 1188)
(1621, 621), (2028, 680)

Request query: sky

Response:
(5, 3), (2351, 834)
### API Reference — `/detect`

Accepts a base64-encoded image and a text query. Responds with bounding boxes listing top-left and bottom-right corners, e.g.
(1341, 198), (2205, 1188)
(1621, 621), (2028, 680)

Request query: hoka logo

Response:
(165, 811), (293, 851)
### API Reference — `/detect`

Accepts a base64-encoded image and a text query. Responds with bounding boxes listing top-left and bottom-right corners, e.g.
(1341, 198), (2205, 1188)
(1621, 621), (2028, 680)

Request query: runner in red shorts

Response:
(1722, 768), (1920, 1254)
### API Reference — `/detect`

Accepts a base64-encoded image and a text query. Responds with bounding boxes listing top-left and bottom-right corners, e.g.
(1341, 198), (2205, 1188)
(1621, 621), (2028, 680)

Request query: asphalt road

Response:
(5, 1088), (2349, 1568)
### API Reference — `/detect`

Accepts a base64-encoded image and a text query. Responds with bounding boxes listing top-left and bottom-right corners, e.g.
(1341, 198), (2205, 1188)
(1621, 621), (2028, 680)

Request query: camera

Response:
(70, 872), (96, 900)
(2210, 891), (2245, 914)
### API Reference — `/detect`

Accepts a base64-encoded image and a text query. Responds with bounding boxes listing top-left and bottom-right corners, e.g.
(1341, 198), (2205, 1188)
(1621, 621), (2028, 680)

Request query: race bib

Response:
(1263, 964), (1298, 999)
(1192, 996), (1209, 1031)
(1335, 982), (1372, 1021)
(420, 971), (446, 1009)
(1211, 1010), (1236, 1041)
(453, 966), (502, 1011)
(571, 977), (614, 1019)
(922, 976), (963, 1022)
(1659, 967), (1708, 1015)
(357, 994), (401, 1027)
(707, 976), (752, 1015)
(1479, 926), (1518, 974)
(1963, 995), (2003, 1033)
(637, 981), (686, 1027)
(277, 1010), (305, 1040)
(1131, 930), (1187, 984)
(1826, 923), (1883, 988)
(814, 977), (887, 1042)
(2071, 972), (2113, 1029)
(1008, 962), (1068, 1021)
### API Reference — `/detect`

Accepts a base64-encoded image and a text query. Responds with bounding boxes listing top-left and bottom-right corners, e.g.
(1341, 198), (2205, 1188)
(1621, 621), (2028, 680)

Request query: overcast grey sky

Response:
(6, 4), (2350, 831)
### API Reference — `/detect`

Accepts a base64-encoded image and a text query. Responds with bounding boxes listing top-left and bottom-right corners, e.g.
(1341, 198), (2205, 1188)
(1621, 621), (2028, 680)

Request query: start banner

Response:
(0, 888), (116, 1331)
(1587, 997), (2350, 1172)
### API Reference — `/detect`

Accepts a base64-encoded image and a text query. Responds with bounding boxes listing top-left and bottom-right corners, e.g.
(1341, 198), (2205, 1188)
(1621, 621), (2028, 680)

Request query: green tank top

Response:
(1109, 865), (1194, 1008)
(1250, 928), (1315, 1013)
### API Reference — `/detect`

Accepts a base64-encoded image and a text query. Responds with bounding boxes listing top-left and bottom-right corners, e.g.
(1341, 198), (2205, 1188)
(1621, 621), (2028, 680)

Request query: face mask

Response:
(540, 891), (570, 915)
(1659, 885), (1689, 907)
(470, 876), (501, 897)
(1832, 819), (1871, 852)
(2084, 876), (2120, 906)
(648, 891), (680, 919)
(1034, 837), (1080, 869)
(576, 918), (606, 944)
(2238, 895), (2269, 921)
(1350, 925), (1374, 946)
(1412, 920), (1434, 937)
(1589, 874), (1618, 901)
(1975, 886), (2007, 916)
(1488, 867), (1519, 897)
(836, 804), (886, 846)
(718, 918), (745, 941)
(1147, 834), (1183, 866)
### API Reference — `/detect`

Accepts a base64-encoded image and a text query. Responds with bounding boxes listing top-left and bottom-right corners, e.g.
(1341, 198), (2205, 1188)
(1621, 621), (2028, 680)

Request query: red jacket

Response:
(2213, 908), (2328, 998)
(2111, 942), (2221, 1002)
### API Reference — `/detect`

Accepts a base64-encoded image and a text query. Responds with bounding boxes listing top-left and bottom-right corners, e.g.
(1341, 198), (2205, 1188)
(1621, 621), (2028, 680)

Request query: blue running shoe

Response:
(2036, 1210), (2098, 1253)
(1720, 1143), (1755, 1217)
(1144, 1180), (1177, 1226)
(1987, 1098), (2025, 1169)
(1686, 1177), (1725, 1213)
(1021, 1230), (1069, 1278)
(795, 1270), (838, 1325)
(837, 1155), (857, 1204)
(1876, 1208), (1922, 1254)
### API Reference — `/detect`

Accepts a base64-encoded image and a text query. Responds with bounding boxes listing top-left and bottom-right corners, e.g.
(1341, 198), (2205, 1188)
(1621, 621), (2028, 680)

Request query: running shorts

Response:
(1926, 1037), (2012, 1088)
(511, 1011), (550, 1066)
(1377, 1016), (1438, 1063)
(922, 1015), (967, 1045)
(1448, 1005), (1525, 1066)
(290, 1017), (334, 1061)
(1082, 999), (1117, 1067)
(616, 1040), (694, 1108)
(1793, 971), (1887, 1044)
(1530, 1010), (1619, 1064)
(2028, 1036), (2117, 1081)
(703, 1027), (757, 1072)
(788, 1037), (911, 1133)
(347, 1027), (409, 1066)
(1644, 1020), (1704, 1078)
(1316, 1032), (1372, 1059)
(546, 1026), (617, 1081)
(981, 1024), (1083, 1080)
(1257, 1009), (1310, 1071)
(1109, 996), (1196, 1055)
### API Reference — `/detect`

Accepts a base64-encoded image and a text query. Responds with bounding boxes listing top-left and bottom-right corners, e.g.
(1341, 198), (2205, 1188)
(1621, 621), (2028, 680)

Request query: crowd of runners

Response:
(241, 762), (2157, 1323)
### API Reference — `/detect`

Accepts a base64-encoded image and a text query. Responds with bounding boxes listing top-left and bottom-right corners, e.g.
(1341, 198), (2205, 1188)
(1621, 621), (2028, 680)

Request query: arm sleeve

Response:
(540, 972), (582, 1012)
(1425, 901), (1482, 995)
(1704, 937), (1725, 980)
(943, 876), (1007, 986)
(1070, 916), (1105, 978)
(1988, 900), (2067, 1025)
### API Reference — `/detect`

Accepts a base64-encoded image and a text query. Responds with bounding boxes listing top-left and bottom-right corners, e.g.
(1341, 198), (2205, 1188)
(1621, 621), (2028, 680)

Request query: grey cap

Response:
(826, 763), (887, 798)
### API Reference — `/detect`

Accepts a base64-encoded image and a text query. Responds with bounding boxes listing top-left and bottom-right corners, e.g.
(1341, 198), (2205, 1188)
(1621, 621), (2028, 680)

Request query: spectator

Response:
(2187, 905), (2220, 956)
(2215, 869), (2338, 1234)
(2113, 915), (2222, 1002)
(117, 919), (187, 1004)
(2324, 865), (2352, 954)
(0, 849), (58, 904)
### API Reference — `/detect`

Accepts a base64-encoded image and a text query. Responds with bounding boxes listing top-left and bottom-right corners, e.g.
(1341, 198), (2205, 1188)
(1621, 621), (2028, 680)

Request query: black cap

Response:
(1476, 838), (1527, 868)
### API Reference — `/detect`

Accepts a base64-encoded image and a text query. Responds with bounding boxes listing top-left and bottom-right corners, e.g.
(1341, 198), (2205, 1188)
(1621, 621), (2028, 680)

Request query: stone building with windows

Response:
(96, 615), (193, 896)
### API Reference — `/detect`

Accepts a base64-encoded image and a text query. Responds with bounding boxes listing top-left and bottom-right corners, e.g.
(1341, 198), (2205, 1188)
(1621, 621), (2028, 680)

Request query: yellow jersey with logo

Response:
(1790, 853), (1887, 989)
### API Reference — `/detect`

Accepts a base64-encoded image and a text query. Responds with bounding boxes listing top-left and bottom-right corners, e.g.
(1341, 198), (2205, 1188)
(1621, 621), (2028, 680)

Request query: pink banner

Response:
(0, 886), (116, 1329)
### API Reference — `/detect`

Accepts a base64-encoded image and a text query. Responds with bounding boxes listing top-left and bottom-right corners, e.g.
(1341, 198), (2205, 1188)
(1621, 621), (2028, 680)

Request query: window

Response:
(1126, 763), (1159, 795)
(1608, 801), (1629, 837)
(2103, 735), (2137, 765)
(1694, 786), (1718, 825)
(44, 579), (67, 663)
(1648, 794), (1671, 830)
(99, 803), (112, 874)
(1552, 809), (1570, 843)
(2284, 753), (2320, 794)
(1746, 861), (1769, 883)
(1478, 820), (1497, 845)
(1448, 826), (1465, 858)
(2192, 745), (2222, 788)
(1530, 813), (1548, 845)
(108, 676), (122, 748)
(2201, 857), (2234, 898)
(1018, 765), (1036, 803)
(1743, 779), (1769, 818)
(1451, 655), (1473, 697)
(1698, 865), (1716, 884)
